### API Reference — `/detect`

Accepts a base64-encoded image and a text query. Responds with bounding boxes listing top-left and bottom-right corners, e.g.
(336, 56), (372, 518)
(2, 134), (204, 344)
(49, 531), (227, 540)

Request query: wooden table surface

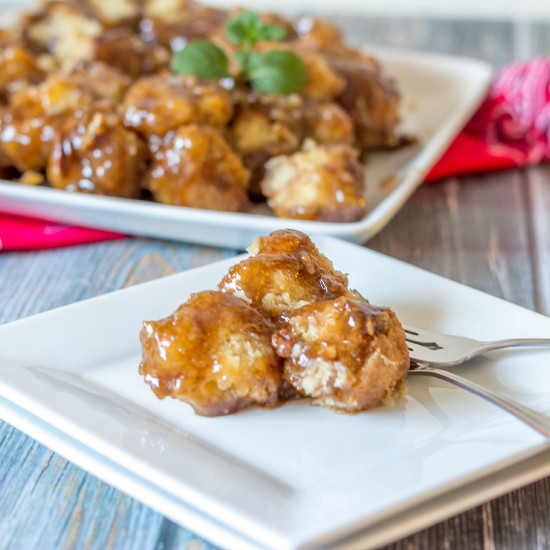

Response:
(1, 13), (550, 550)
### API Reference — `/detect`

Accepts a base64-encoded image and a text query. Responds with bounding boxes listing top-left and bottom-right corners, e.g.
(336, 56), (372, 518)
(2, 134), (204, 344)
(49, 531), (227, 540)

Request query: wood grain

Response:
(0, 15), (549, 550)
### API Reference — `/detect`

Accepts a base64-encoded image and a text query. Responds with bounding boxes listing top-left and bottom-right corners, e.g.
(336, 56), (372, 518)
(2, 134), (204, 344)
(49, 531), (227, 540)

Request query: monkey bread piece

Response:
(23, 1), (104, 73)
(303, 101), (354, 145)
(141, 0), (228, 50)
(293, 16), (349, 56)
(139, 290), (282, 417)
(47, 109), (147, 197)
(226, 89), (305, 195)
(69, 62), (132, 103)
(84, 0), (141, 27)
(93, 28), (170, 78)
(227, 92), (354, 184)
(143, 0), (232, 29)
(0, 45), (44, 102)
(0, 74), (102, 172)
(218, 229), (351, 323)
(143, 0), (187, 21)
(22, 0), (168, 75)
(252, 41), (345, 102)
(330, 56), (401, 150)
(292, 16), (401, 150)
(0, 29), (20, 50)
(0, 108), (11, 168)
(121, 73), (233, 137)
(272, 297), (410, 413)
(146, 124), (251, 211)
(260, 140), (366, 222)
(292, 50), (345, 102)
(293, 16), (376, 61)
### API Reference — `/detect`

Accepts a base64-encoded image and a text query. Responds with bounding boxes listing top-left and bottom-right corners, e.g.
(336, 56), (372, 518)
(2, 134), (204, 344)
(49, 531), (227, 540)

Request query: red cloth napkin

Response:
(1, 58), (549, 251)
(0, 213), (123, 251)
(426, 57), (550, 181)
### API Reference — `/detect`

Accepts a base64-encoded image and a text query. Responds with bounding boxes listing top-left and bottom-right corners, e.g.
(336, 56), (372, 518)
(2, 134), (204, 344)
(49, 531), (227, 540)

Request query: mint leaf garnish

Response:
(170, 41), (230, 80)
(247, 50), (307, 94)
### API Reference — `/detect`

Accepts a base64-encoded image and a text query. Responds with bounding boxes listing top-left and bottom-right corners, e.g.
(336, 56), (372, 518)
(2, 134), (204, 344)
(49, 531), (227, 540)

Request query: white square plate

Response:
(0, 43), (492, 249)
(0, 235), (549, 550)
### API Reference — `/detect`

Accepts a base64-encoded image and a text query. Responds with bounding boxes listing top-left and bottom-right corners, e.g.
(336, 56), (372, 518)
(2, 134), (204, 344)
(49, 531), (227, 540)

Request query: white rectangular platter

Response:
(0, 44), (492, 249)
(0, 235), (549, 550)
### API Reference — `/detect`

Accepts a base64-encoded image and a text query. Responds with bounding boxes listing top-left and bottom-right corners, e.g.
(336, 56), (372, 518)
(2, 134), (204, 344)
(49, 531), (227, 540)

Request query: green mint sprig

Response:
(170, 11), (307, 95)
(170, 40), (230, 80)
(225, 11), (288, 47)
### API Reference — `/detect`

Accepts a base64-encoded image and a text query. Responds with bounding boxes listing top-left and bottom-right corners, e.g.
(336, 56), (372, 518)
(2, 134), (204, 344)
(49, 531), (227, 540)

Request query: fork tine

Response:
(401, 325), (431, 364)
(400, 322), (471, 366)
(402, 326), (443, 351)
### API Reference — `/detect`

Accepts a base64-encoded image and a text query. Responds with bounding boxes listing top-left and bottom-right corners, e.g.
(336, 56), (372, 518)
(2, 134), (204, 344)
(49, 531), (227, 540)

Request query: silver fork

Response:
(403, 323), (550, 367)
(404, 323), (550, 440)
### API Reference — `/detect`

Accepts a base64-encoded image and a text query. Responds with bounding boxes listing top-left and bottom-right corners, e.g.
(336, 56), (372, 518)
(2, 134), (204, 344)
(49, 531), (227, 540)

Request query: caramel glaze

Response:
(0, 45), (44, 103)
(0, 75), (101, 172)
(226, 90), (305, 197)
(303, 102), (354, 146)
(139, 290), (282, 417)
(294, 15), (348, 55)
(226, 90), (354, 198)
(260, 141), (366, 222)
(329, 55), (401, 151)
(70, 62), (132, 103)
(291, 16), (401, 150)
(146, 123), (251, 211)
(121, 73), (233, 138)
(139, 229), (410, 416)
(48, 108), (148, 197)
(272, 296), (410, 413)
(94, 27), (170, 78)
(138, 4), (228, 52)
(218, 229), (352, 322)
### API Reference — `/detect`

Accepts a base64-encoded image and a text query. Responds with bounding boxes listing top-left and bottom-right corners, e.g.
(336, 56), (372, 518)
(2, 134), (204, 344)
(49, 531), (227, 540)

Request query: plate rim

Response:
(3, 389), (549, 550)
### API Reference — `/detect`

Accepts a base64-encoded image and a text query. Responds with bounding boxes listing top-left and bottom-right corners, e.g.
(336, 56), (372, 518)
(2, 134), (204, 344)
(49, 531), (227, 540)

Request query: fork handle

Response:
(479, 338), (550, 353)
(409, 367), (550, 441)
